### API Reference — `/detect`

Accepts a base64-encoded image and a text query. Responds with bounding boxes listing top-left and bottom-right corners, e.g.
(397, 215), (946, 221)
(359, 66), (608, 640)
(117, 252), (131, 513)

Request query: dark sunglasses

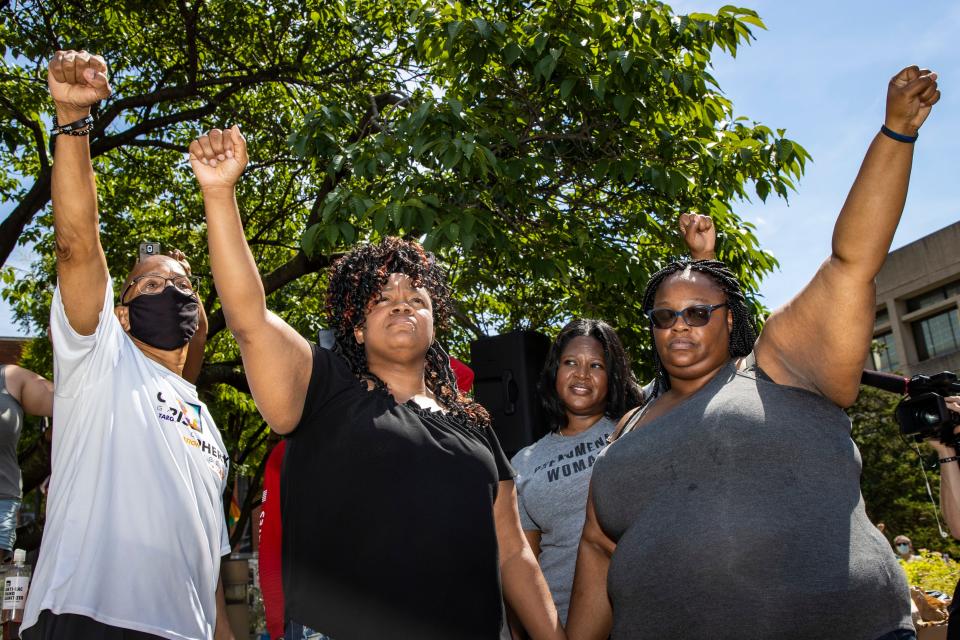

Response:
(647, 303), (728, 330)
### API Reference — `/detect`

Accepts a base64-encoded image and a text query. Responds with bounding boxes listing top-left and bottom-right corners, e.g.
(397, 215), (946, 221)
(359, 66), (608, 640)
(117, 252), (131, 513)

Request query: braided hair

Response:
(539, 318), (643, 432)
(641, 259), (758, 396)
(325, 237), (490, 429)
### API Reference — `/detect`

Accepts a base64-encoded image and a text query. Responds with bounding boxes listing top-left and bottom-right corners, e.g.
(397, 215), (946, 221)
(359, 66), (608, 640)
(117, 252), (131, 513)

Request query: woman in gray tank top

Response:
(0, 365), (53, 560)
(511, 214), (716, 624)
(567, 66), (941, 640)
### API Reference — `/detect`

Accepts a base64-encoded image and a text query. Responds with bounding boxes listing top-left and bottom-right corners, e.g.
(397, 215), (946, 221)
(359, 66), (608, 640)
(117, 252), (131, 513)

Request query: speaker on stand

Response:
(469, 331), (551, 457)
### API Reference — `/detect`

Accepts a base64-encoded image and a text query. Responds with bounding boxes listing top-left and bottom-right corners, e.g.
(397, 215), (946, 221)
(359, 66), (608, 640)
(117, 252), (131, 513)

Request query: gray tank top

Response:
(591, 356), (911, 640)
(0, 366), (23, 500)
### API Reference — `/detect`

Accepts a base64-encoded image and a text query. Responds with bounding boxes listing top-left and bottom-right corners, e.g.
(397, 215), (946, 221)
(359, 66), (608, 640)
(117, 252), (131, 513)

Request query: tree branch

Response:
(452, 303), (486, 340)
(123, 138), (189, 153)
(0, 171), (51, 267)
(0, 94), (49, 171)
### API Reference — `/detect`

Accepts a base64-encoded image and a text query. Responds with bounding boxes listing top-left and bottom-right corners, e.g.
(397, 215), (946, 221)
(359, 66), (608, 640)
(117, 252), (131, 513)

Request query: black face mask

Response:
(123, 285), (199, 351)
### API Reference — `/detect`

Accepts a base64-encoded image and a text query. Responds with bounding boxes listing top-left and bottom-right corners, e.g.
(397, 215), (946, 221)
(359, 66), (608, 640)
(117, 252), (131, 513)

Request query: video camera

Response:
(861, 370), (960, 446)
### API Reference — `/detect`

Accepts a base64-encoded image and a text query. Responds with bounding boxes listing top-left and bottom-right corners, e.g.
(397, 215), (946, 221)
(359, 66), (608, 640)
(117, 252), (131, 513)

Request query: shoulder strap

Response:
(610, 401), (650, 443)
(738, 350), (773, 383)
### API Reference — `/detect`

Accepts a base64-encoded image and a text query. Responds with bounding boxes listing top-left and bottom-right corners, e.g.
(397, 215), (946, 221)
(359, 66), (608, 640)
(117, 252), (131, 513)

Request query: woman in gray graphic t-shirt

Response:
(511, 318), (642, 623)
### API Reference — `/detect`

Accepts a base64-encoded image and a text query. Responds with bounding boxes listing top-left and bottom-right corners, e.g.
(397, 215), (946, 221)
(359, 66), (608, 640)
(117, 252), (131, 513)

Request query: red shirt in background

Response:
(258, 440), (286, 639)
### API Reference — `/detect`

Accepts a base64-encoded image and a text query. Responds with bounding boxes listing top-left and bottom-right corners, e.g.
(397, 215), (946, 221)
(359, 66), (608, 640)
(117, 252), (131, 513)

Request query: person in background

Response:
(0, 366), (53, 562)
(926, 399), (960, 639)
(511, 214), (716, 623)
(23, 49), (232, 640)
(568, 65), (940, 640)
(894, 535), (918, 562)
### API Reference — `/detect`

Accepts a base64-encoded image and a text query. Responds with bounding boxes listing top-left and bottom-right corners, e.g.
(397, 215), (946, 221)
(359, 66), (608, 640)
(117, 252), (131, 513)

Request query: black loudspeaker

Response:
(470, 331), (551, 457)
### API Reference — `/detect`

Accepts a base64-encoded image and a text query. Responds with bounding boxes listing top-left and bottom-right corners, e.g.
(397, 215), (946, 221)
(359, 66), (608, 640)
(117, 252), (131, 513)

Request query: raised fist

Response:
(47, 50), (112, 120)
(679, 213), (716, 260)
(886, 66), (940, 137)
(188, 126), (249, 191)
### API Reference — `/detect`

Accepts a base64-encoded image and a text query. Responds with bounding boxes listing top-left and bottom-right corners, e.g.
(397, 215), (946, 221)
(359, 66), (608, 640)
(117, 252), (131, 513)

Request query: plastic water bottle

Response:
(1, 549), (32, 639)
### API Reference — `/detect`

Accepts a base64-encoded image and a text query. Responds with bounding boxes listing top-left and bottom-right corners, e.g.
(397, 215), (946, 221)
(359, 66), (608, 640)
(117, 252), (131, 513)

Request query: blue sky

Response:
(672, 0), (960, 310)
(1, 1), (958, 336)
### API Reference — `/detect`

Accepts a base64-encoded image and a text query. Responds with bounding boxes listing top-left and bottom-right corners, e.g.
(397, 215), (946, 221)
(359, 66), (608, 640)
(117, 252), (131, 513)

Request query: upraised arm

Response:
(189, 127), (312, 433)
(930, 398), (960, 538)
(168, 250), (207, 384)
(756, 66), (940, 407)
(679, 213), (716, 261)
(48, 51), (113, 335)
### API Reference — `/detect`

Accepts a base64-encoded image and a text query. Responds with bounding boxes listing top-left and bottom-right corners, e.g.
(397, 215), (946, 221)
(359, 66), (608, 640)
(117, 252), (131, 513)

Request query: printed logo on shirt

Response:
(156, 392), (202, 433)
(180, 434), (230, 481)
(156, 389), (229, 481)
(531, 434), (609, 483)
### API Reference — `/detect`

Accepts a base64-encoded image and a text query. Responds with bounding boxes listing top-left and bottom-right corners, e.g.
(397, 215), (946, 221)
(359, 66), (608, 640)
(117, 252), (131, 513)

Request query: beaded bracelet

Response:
(50, 114), (94, 137)
(939, 455), (960, 464)
(880, 124), (918, 143)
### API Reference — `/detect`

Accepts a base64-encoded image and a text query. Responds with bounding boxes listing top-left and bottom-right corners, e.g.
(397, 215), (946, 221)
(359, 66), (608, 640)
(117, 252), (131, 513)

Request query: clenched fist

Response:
(679, 213), (716, 261)
(885, 66), (940, 137)
(188, 126), (249, 192)
(47, 50), (112, 121)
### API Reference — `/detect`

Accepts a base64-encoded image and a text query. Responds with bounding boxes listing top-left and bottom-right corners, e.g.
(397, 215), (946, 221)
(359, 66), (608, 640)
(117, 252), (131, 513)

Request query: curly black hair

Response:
(641, 259), (758, 396)
(325, 236), (490, 429)
(539, 318), (643, 433)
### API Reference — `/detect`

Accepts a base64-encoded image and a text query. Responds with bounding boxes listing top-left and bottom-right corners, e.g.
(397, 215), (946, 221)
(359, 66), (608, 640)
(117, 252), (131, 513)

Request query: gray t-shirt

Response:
(511, 417), (614, 623)
(0, 366), (24, 500)
(591, 357), (912, 639)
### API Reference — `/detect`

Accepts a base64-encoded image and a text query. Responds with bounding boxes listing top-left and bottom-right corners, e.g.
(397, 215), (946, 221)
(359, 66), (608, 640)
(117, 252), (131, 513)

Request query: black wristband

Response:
(51, 114), (94, 137)
(939, 455), (960, 464)
(880, 124), (918, 143)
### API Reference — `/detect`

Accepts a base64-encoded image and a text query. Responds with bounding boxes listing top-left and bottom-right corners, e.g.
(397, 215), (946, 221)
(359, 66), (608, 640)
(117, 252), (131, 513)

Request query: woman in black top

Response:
(188, 127), (564, 640)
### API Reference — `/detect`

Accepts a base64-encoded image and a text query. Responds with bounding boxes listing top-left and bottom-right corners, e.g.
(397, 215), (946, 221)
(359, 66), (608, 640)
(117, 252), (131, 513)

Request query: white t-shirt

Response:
(23, 279), (230, 640)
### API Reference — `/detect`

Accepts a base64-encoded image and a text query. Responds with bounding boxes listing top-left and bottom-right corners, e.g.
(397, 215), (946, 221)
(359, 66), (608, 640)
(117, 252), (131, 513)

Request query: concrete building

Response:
(0, 337), (27, 365)
(870, 220), (960, 376)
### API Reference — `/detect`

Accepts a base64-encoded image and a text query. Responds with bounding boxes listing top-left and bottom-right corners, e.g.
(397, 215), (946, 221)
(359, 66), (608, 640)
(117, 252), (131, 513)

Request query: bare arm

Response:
(167, 250), (207, 384)
(213, 576), (235, 640)
(495, 480), (565, 640)
(47, 51), (113, 334)
(4, 365), (53, 417)
(932, 398), (960, 537)
(756, 66), (941, 407)
(189, 128), (312, 433)
(523, 529), (542, 560)
(566, 488), (614, 640)
(182, 297), (207, 385)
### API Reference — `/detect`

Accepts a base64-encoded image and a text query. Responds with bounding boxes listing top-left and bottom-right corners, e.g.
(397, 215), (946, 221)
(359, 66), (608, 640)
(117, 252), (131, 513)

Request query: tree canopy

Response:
(1, 0), (810, 544)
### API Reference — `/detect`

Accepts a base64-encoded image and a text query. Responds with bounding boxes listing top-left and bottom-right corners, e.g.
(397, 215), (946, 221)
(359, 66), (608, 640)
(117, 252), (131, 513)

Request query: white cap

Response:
(12, 549), (25, 564)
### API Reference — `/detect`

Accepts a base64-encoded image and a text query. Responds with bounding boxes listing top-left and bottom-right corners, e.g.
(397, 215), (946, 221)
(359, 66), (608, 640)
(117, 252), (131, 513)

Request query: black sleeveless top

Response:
(281, 344), (513, 639)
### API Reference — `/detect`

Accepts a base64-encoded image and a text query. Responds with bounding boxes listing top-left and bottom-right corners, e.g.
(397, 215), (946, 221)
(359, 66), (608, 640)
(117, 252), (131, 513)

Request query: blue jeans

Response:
(284, 621), (334, 640)
(874, 629), (917, 640)
(0, 498), (20, 551)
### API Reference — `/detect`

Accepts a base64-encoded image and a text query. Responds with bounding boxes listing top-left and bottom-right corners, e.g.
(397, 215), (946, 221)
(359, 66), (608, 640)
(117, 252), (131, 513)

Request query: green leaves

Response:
(3, 0), (811, 494)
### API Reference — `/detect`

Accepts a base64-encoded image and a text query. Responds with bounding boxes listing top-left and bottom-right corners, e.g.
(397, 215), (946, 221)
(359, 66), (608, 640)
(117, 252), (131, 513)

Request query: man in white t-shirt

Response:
(21, 50), (234, 640)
